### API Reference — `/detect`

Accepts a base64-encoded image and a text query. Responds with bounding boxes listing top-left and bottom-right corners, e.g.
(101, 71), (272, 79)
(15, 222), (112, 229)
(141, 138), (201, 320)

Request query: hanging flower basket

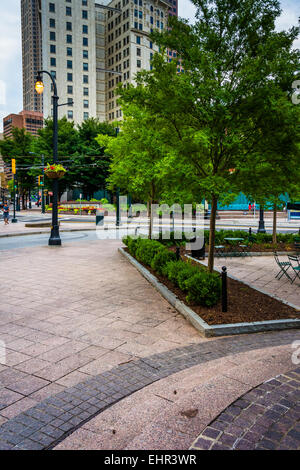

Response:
(44, 164), (67, 179)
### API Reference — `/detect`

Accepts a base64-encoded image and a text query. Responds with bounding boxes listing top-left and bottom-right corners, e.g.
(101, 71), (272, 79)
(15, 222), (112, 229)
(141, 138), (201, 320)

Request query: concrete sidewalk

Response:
(0, 240), (299, 450)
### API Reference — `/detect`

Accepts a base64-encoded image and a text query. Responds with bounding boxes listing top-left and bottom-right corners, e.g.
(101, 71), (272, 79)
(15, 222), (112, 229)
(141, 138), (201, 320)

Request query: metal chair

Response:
(215, 245), (225, 257)
(274, 252), (293, 282)
(288, 255), (300, 284)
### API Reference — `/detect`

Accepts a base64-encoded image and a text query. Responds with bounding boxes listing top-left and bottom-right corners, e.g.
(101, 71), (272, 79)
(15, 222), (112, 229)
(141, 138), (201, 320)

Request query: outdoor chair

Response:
(215, 245), (225, 257)
(239, 243), (249, 256)
(274, 252), (293, 282)
(287, 255), (300, 284)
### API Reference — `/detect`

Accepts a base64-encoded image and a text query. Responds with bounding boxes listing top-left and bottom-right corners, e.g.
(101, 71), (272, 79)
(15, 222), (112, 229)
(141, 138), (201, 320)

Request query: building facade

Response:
(21, 0), (176, 125)
(3, 110), (44, 138)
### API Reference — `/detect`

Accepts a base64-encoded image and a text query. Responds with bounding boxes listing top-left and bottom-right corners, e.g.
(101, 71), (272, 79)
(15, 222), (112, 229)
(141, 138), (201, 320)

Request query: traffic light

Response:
(38, 175), (44, 186)
(12, 159), (16, 174)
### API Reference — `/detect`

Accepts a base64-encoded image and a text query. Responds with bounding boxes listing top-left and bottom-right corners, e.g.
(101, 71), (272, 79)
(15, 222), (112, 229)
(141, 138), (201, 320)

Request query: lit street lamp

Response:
(35, 71), (61, 245)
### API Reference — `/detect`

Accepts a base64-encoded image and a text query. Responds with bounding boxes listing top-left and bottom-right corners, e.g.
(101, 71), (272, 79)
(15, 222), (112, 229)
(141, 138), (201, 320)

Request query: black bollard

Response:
(221, 266), (227, 313)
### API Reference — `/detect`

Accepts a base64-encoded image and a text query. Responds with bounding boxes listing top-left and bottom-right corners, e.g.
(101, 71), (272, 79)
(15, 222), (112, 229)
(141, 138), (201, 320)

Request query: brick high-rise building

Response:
(21, 0), (177, 125)
(3, 110), (44, 138)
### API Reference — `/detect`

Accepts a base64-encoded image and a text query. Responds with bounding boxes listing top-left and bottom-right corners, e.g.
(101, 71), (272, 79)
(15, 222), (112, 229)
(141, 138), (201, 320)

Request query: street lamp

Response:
(257, 206), (266, 233)
(35, 71), (61, 246)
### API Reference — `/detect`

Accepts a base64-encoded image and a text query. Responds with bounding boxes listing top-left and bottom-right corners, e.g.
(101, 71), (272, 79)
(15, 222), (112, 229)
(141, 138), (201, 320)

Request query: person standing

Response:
(3, 202), (9, 225)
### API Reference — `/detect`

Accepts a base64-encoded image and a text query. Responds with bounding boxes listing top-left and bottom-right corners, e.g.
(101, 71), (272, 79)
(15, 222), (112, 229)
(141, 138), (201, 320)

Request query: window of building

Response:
(83, 63), (88, 71)
(49, 18), (55, 28)
(67, 47), (72, 56)
(83, 100), (89, 108)
(82, 0), (88, 5)
(49, 3), (55, 13)
(66, 22), (72, 31)
(134, 21), (138, 29)
(82, 10), (88, 19)
(83, 50), (88, 58)
(51, 70), (56, 79)
(67, 60), (73, 69)
(83, 75), (89, 83)
(84, 112), (89, 120)
(66, 34), (72, 43)
(83, 87), (89, 96)
(137, 47), (141, 56)
(50, 44), (56, 53)
(68, 98), (73, 106)
(67, 85), (73, 94)
(83, 37), (88, 46)
(67, 73), (73, 81)
(50, 31), (56, 41)
(139, 23), (142, 30)
(68, 110), (73, 119)
(136, 35), (141, 44)
(50, 57), (56, 66)
(66, 7), (72, 16)
(137, 59), (141, 67)
(82, 24), (88, 34)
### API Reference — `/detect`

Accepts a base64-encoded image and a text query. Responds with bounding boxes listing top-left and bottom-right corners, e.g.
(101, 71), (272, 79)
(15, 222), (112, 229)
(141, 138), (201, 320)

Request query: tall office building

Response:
(21, 0), (176, 125)
(21, 0), (43, 112)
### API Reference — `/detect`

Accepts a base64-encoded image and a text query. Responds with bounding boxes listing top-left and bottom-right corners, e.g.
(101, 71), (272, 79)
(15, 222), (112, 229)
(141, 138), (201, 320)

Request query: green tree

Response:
(0, 128), (36, 208)
(96, 107), (170, 237)
(117, 0), (300, 271)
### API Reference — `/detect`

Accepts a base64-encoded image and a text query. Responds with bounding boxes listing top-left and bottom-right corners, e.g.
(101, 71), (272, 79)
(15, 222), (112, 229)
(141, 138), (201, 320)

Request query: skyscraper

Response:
(21, 0), (176, 125)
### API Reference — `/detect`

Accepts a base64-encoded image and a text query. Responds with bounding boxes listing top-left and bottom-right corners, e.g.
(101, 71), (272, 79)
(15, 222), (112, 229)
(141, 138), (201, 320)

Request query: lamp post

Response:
(35, 71), (61, 246)
(115, 127), (120, 227)
(257, 206), (266, 233)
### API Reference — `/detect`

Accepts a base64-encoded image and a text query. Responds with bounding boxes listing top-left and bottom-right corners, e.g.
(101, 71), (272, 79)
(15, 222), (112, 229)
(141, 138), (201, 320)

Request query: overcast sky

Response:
(0, 0), (299, 132)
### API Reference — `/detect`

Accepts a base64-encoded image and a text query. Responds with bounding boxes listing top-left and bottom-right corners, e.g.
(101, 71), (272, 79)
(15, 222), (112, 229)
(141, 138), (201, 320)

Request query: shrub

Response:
(185, 272), (221, 306)
(176, 264), (200, 291)
(164, 260), (187, 284)
(151, 250), (176, 275)
(135, 239), (164, 265)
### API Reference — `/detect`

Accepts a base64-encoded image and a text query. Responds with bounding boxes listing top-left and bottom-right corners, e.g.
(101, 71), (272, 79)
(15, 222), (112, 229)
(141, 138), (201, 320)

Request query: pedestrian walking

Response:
(3, 202), (9, 225)
(248, 203), (252, 213)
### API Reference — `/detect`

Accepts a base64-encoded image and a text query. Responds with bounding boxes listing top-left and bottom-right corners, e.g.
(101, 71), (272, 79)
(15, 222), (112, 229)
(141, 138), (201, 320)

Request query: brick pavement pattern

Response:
(191, 368), (300, 450)
(0, 330), (299, 449)
(211, 256), (300, 308)
(0, 240), (299, 449)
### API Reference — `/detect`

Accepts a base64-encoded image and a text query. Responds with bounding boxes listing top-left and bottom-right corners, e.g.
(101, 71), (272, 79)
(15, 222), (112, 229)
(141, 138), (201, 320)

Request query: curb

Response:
(119, 247), (300, 337)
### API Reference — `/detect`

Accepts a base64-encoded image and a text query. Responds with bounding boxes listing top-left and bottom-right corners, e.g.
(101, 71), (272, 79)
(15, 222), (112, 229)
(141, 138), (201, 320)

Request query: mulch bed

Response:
(125, 247), (299, 325)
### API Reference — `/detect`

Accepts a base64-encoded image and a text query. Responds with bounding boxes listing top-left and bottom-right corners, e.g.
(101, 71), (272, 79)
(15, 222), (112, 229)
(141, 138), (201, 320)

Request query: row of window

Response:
(49, 3), (88, 19)
(49, 18), (88, 34)
(67, 111), (90, 120)
(50, 45), (89, 58)
(50, 57), (89, 71)
(49, 31), (89, 46)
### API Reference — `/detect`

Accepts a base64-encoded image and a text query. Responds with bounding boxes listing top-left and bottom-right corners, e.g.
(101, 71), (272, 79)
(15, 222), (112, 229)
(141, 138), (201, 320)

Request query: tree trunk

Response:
(272, 202), (277, 244)
(208, 195), (218, 273)
(148, 198), (153, 239)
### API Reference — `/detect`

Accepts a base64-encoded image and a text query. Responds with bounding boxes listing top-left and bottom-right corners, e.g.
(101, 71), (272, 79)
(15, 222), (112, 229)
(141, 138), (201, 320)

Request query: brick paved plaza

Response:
(0, 239), (299, 449)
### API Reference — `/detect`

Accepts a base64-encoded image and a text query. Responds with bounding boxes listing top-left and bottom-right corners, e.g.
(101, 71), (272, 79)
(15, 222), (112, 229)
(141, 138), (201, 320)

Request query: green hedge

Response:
(123, 236), (221, 307)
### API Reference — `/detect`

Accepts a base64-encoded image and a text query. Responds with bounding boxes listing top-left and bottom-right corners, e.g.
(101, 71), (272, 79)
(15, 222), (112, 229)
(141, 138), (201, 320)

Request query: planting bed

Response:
(125, 247), (298, 325)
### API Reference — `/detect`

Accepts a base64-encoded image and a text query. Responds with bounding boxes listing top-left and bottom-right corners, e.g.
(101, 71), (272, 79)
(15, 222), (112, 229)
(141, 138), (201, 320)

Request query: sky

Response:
(0, 0), (299, 132)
